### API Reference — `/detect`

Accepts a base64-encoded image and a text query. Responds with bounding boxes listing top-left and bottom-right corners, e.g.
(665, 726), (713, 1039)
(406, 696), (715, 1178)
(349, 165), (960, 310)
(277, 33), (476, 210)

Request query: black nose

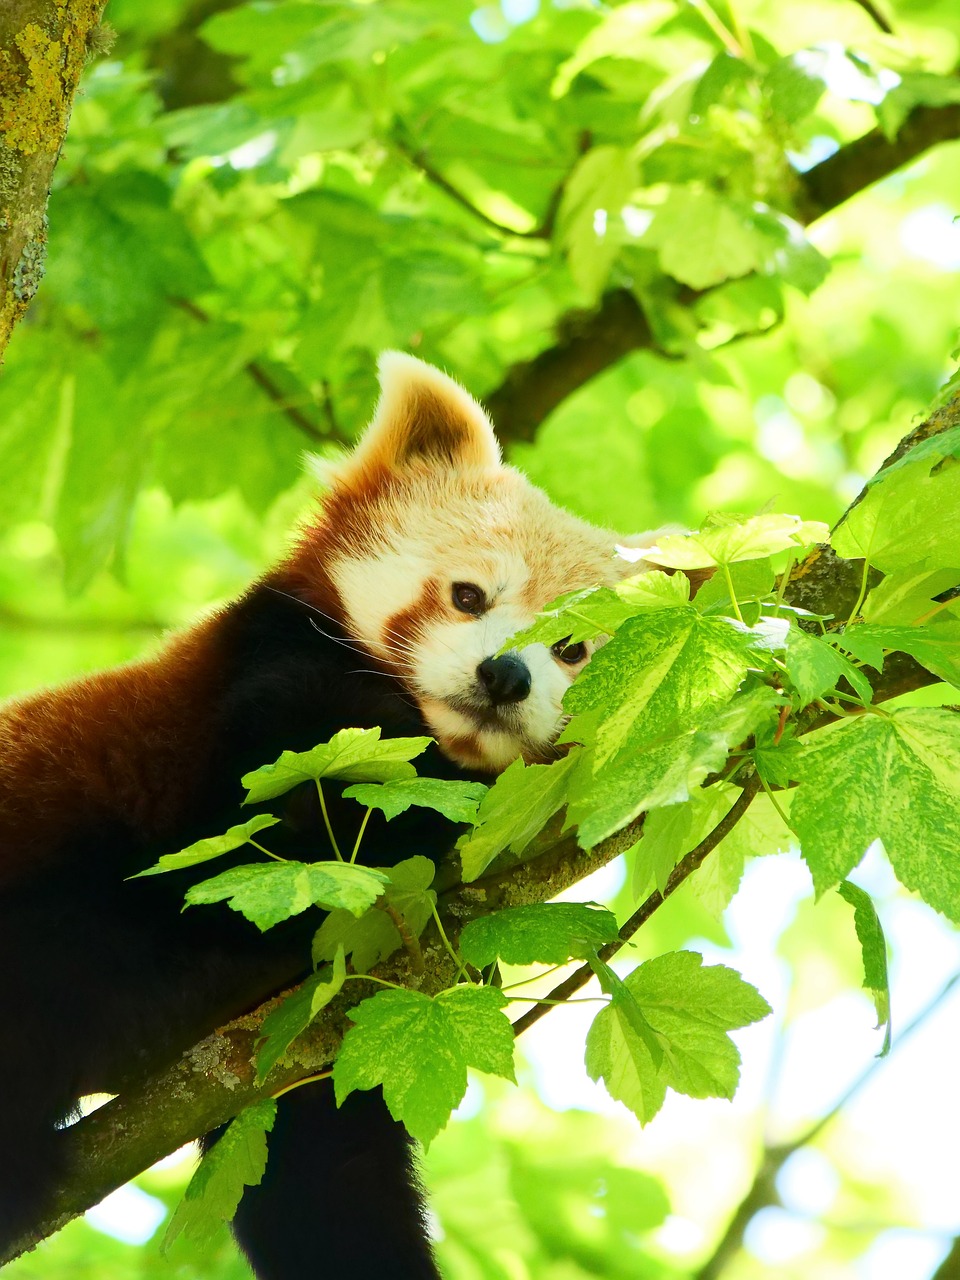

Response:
(477, 654), (531, 706)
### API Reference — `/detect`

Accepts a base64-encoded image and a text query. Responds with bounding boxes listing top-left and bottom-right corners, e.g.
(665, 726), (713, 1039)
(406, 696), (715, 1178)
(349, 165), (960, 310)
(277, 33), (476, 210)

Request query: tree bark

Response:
(4, 388), (957, 1264)
(0, 0), (107, 358)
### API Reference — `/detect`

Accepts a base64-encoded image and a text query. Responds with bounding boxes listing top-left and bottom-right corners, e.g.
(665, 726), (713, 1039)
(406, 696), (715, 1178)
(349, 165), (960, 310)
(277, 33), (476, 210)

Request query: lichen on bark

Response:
(0, 0), (108, 356)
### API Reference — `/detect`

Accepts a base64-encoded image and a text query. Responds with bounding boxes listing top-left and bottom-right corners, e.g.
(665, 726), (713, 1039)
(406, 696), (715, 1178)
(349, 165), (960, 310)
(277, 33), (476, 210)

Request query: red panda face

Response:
(290, 353), (664, 774)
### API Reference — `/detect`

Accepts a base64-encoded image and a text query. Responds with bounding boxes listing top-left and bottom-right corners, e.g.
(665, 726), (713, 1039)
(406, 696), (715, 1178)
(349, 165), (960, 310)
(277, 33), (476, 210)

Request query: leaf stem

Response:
(431, 905), (473, 983)
(846, 556), (873, 626)
(500, 963), (568, 991)
(272, 1070), (332, 1099)
(343, 973), (409, 992)
(756, 772), (796, 833)
(771, 551), (794, 618)
(315, 781), (344, 861)
(248, 840), (287, 863)
(350, 808), (372, 864)
(722, 562), (746, 624)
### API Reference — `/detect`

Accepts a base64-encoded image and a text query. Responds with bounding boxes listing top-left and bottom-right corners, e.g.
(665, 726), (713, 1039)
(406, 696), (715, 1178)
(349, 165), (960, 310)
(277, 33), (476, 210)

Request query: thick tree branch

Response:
(0, 0), (108, 357)
(8, 395), (958, 1264)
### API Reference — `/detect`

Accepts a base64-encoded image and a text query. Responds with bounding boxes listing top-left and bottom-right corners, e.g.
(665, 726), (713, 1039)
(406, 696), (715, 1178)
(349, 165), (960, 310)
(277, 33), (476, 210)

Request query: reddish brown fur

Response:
(381, 576), (447, 667)
(0, 617), (232, 881)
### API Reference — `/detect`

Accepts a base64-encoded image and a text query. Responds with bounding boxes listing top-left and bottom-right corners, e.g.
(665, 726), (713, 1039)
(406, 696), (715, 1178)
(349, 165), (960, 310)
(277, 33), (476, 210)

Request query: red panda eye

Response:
(552, 639), (587, 665)
(452, 582), (486, 615)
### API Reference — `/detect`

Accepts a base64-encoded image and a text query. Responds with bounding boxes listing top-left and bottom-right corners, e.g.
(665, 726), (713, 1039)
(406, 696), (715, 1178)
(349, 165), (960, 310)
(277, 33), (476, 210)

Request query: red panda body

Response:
(0, 355), (662, 1278)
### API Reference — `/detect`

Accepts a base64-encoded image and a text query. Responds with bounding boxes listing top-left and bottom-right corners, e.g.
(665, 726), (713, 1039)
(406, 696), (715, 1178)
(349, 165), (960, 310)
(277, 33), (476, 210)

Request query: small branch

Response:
(487, 96), (960, 442)
(848, 0), (895, 36)
(797, 99), (960, 224)
(693, 970), (960, 1280)
(485, 290), (662, 443)
(390, 124), (585, 243)
(511, 776), (762, 1037)
(391, 130), (541, 239)
(172, 298), (327, 443)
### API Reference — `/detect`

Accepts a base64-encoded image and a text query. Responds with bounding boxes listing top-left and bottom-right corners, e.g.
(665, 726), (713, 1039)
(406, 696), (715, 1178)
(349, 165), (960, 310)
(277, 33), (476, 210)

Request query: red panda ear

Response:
(337, 352), (501, 487)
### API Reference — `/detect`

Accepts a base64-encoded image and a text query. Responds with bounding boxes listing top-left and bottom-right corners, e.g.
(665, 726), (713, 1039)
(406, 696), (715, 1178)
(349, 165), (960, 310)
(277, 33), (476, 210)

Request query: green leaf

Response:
(837, 881), (891, 1055)
(565, 607), (760, 767)
(186, 861), (390, 930)
(342, 778), (487, 823)
(694, 558), (775, 616)
(862, 561), (960, 625)
(644, 515), (829, 570)
(632, 783), (737, 899)
(692, 52), (755, 114)
(588, 954), (664, 1069)
(784, 628), (873, 708)
(570, 689), (779, 848)
(551, 1), (675, 97)
(764, 51), (827, 123)
(585, 952), (770, 1124)
(312, 856), (438, 973)
(459, 903), (620, 968)
(242, 728), (432, 804)
(457, 752), (581, 882)
(162, 1100), (277, 1251)
(256, 947), (347, 1082)
(832, 435), (960, 574)
(503, 572), (687, 653)
(556, 146), (638, 300)
(792, 709), (960, 919)
(840, 622), (960, 689)
(132, 816), (280, 877)
(642, 188), (768, 290)
(333, 985), (515, 1145)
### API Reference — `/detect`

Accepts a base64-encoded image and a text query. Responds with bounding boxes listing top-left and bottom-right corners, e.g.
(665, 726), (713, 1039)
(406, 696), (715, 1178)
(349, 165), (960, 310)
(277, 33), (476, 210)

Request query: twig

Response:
(693, 970), (960, 1280)
(172, 298), (326, 443)
(849, 0), (894, 34)
(511, 777), (762, 1037)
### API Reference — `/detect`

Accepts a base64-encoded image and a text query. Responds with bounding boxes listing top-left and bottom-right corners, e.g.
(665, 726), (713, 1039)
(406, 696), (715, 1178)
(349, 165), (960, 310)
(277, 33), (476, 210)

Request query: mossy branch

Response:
(0, 0), (108, 357)
(4, 390), (956, 1265)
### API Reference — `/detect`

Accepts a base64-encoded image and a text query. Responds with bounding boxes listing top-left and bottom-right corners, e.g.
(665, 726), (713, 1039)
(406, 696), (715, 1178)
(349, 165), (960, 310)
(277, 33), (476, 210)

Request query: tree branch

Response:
(0, 0), (109, 357)
(510, 777), (762, 1037)
(8, 393), (958, 1263)
(693, 970), (960, 1280)
(487, 96), (960, 443)
(173, 298), (329, 444)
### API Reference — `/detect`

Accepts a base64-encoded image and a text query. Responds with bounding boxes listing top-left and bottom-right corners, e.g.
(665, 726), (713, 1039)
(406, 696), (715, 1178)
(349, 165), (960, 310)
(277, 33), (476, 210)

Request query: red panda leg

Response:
(221, 1084), (441, 1280)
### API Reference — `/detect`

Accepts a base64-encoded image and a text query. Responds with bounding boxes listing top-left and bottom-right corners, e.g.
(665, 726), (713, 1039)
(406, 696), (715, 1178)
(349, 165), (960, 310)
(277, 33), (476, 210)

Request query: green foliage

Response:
(6, 0), (960, 1273)
(242, 728), (432, 804)
(312, 855), (438, 972)
(837, 882), (891, 1055)
(792, 709), (960, 920)
(334, 986), (516, 1145)
(342, 777), (487, 823)
(185, 860), (389, 930)
(585, 952), (771, 1124)
(131, 815), (280, 876)
(162, 1101), (276, 1251)
(459, 903), (620, 968)
(457, 753), (581, 881)
(256, 946), (347, 1082)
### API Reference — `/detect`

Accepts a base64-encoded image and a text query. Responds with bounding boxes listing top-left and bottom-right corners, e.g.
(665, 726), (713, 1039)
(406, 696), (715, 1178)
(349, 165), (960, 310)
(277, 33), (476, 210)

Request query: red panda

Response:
(0, 353), (664, 1279)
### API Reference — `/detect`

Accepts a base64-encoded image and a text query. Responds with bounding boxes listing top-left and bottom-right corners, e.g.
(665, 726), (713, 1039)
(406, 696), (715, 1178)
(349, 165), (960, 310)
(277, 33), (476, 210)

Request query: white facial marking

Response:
(331, 542), (426, 665)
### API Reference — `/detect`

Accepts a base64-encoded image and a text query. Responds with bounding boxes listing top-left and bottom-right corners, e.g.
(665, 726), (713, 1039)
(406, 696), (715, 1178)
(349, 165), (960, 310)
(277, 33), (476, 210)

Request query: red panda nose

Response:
(477, 655), (531, 705)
